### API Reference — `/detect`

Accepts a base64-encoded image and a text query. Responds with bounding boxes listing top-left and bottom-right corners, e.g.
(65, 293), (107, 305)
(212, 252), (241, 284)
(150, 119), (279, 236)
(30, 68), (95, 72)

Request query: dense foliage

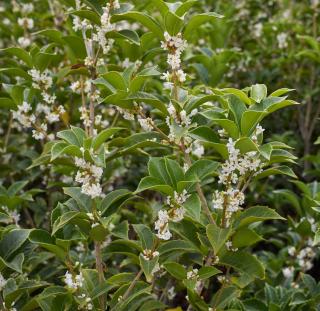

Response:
(0, 0), (319, 310)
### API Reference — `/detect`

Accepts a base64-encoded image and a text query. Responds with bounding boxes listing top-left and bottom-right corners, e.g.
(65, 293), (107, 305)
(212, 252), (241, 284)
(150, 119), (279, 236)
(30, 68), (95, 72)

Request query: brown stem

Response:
(3, 112), (13, 152)
(23, 207), (35, 228)
(95, 241), (106, 310)
(182, 145), (216, 225)
(122, 269), (143, 301)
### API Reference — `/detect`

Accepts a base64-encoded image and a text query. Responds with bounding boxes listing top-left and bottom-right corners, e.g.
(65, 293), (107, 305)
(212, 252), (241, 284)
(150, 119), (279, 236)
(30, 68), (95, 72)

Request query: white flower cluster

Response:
(155, 190), (189, 240)
(165, 102), (198, 144)
(212, 188), (244, 213)
(212, 138), (262, 225)
(219, 138), (261, 185)
(1, 206), (20, 224)
(287, 239), (316, 271)
(186, 268), (202, 292)
(116, 107), (135, 120)
(13, 69), (64, 140)
(28, 69), (53, 90)
(225, 240), (238, 252)
(142, 249), (159, 261)
(18, 17), (33, 29)
(77, 293), (93, 310)
(277, 32), (288, 49)
(155, 210), (171, 240)
(161, 31), (187, 74)
(72, 0), (119, 55)
(137, 116), (154, 132)
(74, 157), (103, 198)
(16, 6), (34, 47)
(92, 1), (119, 54)
(251, 124), (265, 142)
(64, 271), (84, 290)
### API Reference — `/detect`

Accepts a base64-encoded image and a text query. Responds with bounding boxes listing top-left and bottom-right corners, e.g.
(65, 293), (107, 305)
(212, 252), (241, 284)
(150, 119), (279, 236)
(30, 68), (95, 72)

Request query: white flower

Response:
(70, 81), (81, 93)
(170, 206), (185, 222)
(277, 32), (288, 49)
(167, 286), (176, 300)
(226, 240), (238, 252)
(288, 246), (296, 256)
(282, 266), (294, 278)
(18, 17), (34, 29)
(28, 69), (52, 90)
(32, 123), (47, 140)
(155, 210), (171, 240)
(74, 157), (103, 198)
(192, 141), (204, 158)
(17, 37), (31, 48)
(138, 116), (154, 132)
(116, 107), (135, 120)
(161, 71), (170, 81)
(161, 32), (187, 53)
(253, 23), (263, 38)
(142, 249), (159, 261)
(81, 182), (102, 198)
(167, 53), (181, 70)
(0, 273), (7, 290)
(176, 69), (186, 82)
(187, 268), (198, 280)
(64, 271), (81, 289)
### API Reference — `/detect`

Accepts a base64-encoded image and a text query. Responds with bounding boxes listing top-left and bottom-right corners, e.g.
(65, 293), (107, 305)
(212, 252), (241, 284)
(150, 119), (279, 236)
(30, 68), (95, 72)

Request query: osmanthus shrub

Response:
(0, 0), (301, 310)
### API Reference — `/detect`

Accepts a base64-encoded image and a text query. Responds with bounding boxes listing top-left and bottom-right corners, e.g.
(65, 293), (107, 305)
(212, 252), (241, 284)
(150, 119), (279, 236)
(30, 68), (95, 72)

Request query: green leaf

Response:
(235, 206), (285, 228)
(213, 119), (239, 139)
(108, 29), (140, 45)
(51, 142), (82, 160)
(57, 129), (83, 146)
(235, 137), (258, 154)
(221, 88), (251, 105)
(63, 187), (92, 211)
(184, 12), (224, 39)
(164, 11), (184, 35)
(251, 84), (267, 103)
(232, 228), (263, 248)
(163, 262), (187, 280)
(71, 9), (101, 25)
(0, 254), (24, 273)
(227, 94), (247, 128)
(164, 158), (184, 188)
(241, 110), (267, 136)
(90, 224), (108, 242)
(52, 211), (89, 235)
(219, 251), (265, 279)
(92, 127), (124, 150)
(139, 254), (159, 283)
(206, 223), (232, 255)
(198, 266), (221, 279)
(133, 224), (154, 249)
(254, 166), (297, 180)
(158, 240), (198, 256)
(135, 176), (174, 195)
(148, 157), (172, 185)
(184, 193), (201, 221)
(29, 229), (66, 260)
(99, 189), (132, 216)
(111, 11), (163, 38)
(0, 47), (32, 66)
(185, 159), (219, 182)
(0, 98), (16, 109)
(0, 229), (30, 259)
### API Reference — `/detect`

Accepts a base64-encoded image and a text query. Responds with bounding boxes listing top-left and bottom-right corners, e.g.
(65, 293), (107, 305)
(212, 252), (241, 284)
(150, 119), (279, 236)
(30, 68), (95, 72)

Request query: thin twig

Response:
(122, 269), (143, 300)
